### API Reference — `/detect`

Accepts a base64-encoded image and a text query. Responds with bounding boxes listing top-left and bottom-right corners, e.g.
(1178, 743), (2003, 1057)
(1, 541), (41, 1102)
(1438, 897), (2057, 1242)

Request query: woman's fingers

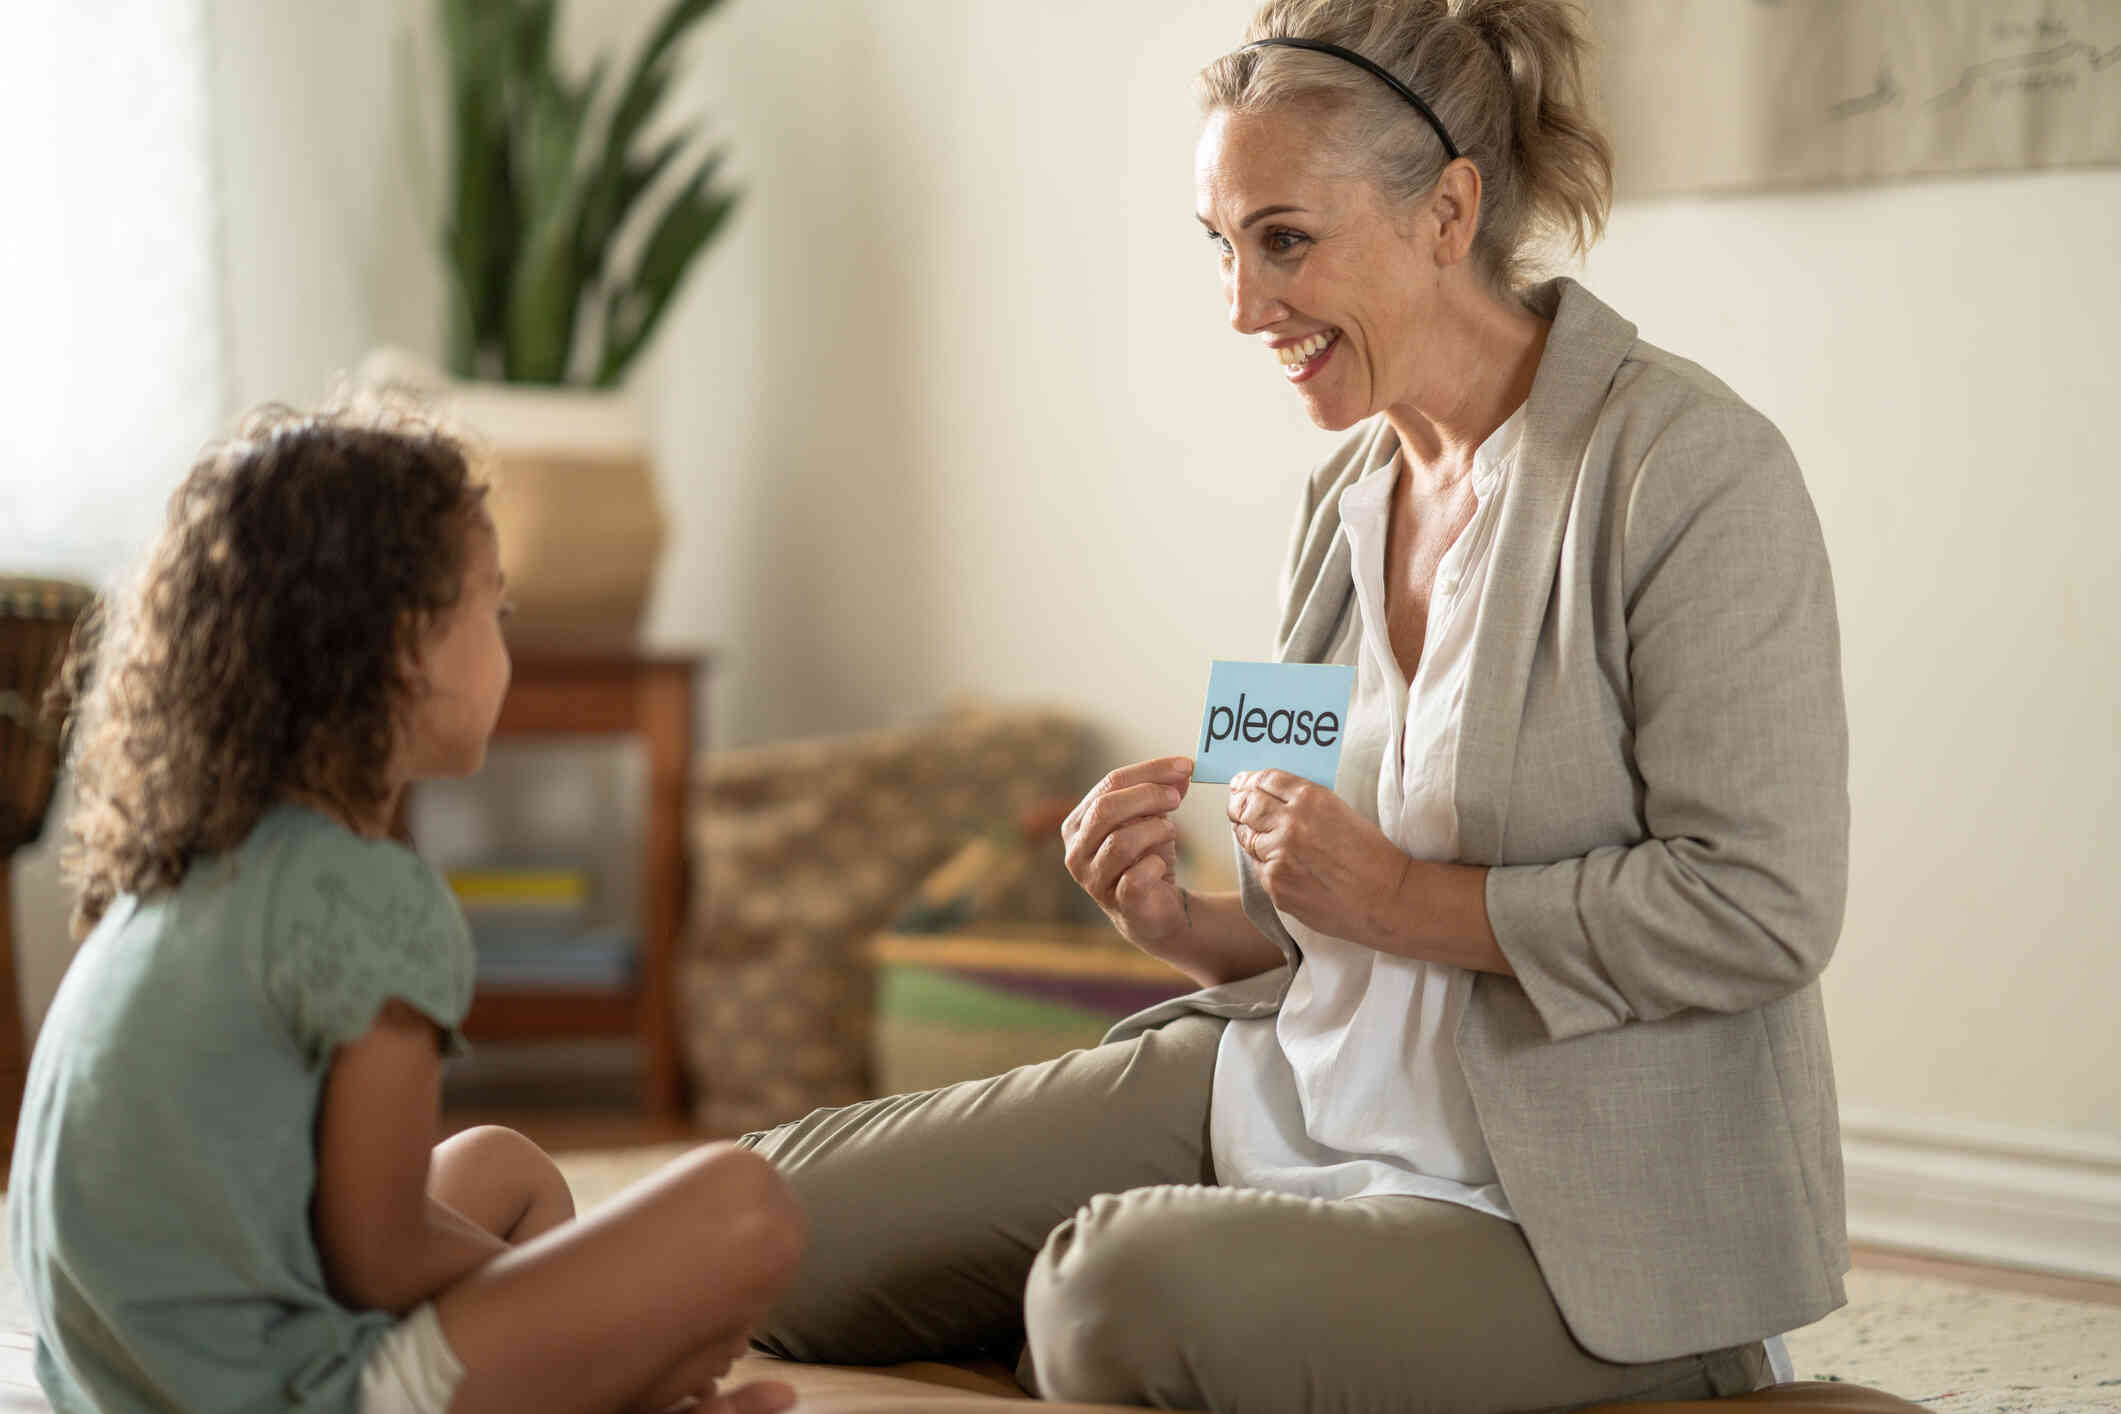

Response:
(1113, 853), (1185, 938)
(1229, 780), (1296, 864)
(1061, 757), (1196, 933)
(1084, 814), (1179, 907)
(1228, 784), (1274, 833)
(1232, 768), (1301, 803)
(1062, 757), (1192, 839)
(1081, 780), (1183, 845)
(1064, 782), (1185, 887)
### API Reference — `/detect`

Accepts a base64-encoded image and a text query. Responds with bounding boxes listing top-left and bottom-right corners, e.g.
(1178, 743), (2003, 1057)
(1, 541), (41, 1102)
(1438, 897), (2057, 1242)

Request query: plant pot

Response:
(361, 352), (667, 651)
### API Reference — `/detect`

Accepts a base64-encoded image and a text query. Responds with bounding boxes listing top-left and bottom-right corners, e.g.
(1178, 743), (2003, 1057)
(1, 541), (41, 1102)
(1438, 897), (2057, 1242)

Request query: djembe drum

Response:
(1, 576), (95, 1153)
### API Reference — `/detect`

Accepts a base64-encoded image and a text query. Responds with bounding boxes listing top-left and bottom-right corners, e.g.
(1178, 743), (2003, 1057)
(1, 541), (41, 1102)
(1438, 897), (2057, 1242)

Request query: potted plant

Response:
(377, 0), (741, 647)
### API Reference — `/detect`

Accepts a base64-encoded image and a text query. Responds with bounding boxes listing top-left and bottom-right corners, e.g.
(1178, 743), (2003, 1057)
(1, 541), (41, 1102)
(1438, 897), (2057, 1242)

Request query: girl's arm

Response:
(313, 999), (506, 1315)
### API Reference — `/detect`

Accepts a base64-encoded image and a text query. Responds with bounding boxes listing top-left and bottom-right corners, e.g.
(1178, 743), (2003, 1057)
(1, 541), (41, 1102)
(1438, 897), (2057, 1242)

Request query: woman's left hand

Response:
(1227, 769), (1411, 950)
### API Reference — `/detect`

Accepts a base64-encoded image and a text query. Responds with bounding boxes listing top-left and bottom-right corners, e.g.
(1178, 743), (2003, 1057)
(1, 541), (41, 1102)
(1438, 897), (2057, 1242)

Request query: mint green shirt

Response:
(8, 804), (474, 1413)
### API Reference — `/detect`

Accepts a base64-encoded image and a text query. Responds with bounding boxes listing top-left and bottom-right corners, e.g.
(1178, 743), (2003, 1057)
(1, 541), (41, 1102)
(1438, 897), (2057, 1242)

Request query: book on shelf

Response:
(472, 925), (638, 990)
(447, 866), (592, 913)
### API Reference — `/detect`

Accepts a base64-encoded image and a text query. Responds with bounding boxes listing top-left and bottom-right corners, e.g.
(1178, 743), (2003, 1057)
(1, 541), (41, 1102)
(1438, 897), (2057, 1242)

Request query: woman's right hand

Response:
(1061, 756), (1194, 950)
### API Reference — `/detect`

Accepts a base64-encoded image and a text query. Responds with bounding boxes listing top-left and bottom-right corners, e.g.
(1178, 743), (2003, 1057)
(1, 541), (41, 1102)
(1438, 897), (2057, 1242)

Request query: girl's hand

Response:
(1061, 756), (1195, 949)
(1227, 769), (1410, 948)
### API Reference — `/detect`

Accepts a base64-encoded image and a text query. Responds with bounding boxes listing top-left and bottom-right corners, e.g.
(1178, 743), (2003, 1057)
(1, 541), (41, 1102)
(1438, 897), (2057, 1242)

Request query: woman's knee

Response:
(1023, 1187), (1224, 1405)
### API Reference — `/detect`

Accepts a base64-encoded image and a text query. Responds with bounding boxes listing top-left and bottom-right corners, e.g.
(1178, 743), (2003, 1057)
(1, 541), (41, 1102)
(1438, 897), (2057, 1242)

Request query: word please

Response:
(1202, 692), (1340, 753)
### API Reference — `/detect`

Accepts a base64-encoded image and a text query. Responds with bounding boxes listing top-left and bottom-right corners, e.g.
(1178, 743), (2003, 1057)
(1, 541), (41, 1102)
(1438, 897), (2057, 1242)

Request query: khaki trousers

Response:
(742, 1014), (1767, 1413)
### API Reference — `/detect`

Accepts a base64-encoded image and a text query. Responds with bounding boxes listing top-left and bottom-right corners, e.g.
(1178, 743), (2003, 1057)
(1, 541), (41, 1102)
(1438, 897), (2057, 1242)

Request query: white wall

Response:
(649, 0), (1321, 860)
(8, 0), (2116, 1267)
(209, 0), (444, 413)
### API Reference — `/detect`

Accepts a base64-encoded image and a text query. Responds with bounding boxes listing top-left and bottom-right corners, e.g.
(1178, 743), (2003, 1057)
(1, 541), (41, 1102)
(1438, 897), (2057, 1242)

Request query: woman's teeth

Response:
(1277, 330), (1339, 376)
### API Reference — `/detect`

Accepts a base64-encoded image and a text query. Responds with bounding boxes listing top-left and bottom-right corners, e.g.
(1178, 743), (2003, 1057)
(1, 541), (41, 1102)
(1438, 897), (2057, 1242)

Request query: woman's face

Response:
(1195, 106), (1439, 432)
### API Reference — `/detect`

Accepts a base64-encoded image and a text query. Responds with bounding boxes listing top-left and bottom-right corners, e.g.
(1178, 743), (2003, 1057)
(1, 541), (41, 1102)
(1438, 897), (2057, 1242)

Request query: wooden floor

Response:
(458, 1103), (2121, 1309)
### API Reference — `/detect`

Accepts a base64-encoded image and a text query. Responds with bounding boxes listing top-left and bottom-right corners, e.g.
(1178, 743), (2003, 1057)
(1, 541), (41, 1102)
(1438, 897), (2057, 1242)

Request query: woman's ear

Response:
(1429, 157), (1484, 267)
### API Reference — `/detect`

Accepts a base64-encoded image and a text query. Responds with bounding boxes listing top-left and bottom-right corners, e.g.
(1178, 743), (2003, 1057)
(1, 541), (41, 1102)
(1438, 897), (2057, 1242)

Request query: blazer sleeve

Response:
(1484, 400), (1850, 1042)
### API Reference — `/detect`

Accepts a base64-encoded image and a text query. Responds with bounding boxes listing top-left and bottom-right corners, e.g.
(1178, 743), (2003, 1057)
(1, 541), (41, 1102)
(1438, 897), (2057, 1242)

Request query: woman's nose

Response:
(1225, 260), (1284, 335)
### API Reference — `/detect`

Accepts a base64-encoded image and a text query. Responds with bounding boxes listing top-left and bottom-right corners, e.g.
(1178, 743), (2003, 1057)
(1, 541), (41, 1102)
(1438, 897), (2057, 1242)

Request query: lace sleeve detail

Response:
(263, 829), (475, 1065)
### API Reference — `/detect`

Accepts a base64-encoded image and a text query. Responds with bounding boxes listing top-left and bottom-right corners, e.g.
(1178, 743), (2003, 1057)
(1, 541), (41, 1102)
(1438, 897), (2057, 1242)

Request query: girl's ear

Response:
(395, 609), (436, 702)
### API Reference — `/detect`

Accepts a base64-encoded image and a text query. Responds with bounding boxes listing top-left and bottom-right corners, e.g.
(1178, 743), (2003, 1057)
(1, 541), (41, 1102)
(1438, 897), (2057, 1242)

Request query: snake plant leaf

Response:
(503, 68), (596, 382)
(594, 156), (737, 387)
(590, 0), (726, 202)
(440, 0), (517, 377)
(505, 0), (559, 83)
(439, 0), (737, 385)
(575, 130), (686, 299)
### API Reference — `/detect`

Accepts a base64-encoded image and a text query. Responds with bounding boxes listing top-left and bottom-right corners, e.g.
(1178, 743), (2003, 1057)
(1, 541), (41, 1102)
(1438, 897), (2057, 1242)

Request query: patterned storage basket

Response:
(683, 705), (1088, 1135)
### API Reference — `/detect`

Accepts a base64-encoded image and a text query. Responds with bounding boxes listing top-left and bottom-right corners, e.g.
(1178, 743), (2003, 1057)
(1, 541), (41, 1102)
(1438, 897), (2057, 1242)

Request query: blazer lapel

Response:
(1453, 278), (1639, 865)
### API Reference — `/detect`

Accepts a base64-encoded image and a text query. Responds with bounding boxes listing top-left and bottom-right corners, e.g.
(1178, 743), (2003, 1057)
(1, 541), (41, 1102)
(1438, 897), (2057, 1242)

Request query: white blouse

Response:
(1209, 403), (1523, 1218)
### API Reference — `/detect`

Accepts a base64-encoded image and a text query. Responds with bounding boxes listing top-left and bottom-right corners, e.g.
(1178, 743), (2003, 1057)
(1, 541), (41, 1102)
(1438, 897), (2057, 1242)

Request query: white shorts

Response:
(358, 1302), (466, 1414)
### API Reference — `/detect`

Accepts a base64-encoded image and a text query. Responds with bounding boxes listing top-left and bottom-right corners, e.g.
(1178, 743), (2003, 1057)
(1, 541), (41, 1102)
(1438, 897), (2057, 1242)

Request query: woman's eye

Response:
(1204, 228), (1233, 257)
(1266, 228), (1308, 256)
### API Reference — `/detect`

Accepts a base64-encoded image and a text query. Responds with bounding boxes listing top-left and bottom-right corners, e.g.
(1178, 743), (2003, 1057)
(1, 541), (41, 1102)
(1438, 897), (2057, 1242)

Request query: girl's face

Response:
(1195, 106), (1439, 432)
(401, 517), (512, 781)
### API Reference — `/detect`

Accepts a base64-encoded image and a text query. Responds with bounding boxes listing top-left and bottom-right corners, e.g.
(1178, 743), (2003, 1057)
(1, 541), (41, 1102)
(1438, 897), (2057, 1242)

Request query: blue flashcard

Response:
(1192, 660), (1356, 787)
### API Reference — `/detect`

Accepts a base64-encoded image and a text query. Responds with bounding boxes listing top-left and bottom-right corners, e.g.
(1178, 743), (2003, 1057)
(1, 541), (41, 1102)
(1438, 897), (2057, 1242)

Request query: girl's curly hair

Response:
(59, 398), (487, 939)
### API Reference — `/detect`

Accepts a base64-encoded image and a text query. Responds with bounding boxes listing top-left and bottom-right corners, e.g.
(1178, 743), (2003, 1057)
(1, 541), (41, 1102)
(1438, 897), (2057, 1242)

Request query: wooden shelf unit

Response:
(456, 651), (703, 1124)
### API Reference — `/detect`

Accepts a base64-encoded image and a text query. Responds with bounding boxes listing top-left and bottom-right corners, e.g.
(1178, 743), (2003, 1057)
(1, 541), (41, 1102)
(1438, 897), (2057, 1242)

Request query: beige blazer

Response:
(1110, 277), (1851, 1363)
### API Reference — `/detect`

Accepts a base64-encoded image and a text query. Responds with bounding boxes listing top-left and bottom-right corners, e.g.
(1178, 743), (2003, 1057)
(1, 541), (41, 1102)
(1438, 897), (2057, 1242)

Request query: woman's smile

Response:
(1276, 328), (1342, 382)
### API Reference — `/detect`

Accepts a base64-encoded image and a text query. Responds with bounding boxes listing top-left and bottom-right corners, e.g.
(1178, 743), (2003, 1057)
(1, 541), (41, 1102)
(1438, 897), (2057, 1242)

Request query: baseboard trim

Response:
(1840, 1106), (2121, 1284)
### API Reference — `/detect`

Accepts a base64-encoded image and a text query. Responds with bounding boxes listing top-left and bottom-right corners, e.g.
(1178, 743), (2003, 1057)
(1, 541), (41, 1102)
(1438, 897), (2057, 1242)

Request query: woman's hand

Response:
(1227, 768), (1512, 975)
(1227, 769), (1412, 950)
(1061, 756), (1194, 950)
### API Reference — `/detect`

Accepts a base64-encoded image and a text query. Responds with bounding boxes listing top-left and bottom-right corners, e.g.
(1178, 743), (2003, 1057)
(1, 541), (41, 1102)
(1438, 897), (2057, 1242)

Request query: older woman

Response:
(742, 2), (1850, 1411)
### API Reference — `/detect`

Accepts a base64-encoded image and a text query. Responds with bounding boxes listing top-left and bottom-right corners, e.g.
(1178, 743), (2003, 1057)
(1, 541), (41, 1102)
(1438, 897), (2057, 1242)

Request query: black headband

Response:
(1238, 37), (1461, 162)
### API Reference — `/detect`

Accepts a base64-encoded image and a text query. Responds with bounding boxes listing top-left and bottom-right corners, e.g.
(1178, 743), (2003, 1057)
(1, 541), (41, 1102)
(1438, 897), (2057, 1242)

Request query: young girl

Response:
(8, 402), (803, 1414)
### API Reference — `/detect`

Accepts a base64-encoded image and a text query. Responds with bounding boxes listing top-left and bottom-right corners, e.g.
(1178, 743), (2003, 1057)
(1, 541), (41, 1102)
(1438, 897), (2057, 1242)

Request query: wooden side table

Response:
(2, 576), (96, 1164)
(457, 652), (703, 1123)
(0, 864), (30, 1160)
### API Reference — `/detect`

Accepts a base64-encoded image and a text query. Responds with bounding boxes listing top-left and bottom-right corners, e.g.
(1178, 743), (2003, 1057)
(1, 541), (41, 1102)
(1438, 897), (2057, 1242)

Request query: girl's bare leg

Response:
(436, 1142), (803, 1414)
(430, 1126), (576, 1242)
